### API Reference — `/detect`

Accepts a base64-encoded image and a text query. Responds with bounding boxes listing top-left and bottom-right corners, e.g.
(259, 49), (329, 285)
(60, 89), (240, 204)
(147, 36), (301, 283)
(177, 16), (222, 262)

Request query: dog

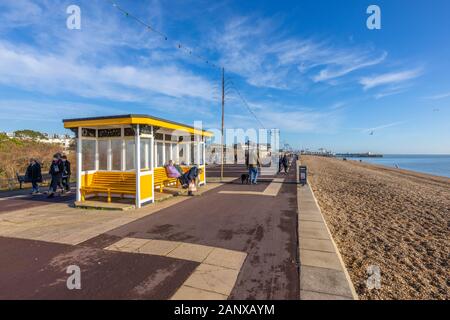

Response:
(240, 173), (250, 184)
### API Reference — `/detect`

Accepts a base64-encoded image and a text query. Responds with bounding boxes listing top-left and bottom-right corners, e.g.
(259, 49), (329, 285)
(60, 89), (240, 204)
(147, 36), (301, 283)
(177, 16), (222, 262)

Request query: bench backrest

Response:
(91, 172), (136, 189)
(154, 166), (190, 181)
(154, 167), (170, 181)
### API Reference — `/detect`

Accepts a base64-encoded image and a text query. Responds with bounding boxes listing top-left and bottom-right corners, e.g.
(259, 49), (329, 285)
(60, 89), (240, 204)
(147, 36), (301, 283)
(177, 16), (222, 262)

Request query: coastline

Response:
(345, 158), (450, 183)
(301, 155), (450, 300)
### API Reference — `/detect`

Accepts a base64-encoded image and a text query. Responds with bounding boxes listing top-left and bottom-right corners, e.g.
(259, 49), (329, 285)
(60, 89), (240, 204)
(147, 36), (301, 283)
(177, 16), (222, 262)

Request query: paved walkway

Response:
(0, 162), (356, 300)
(297, 183), (357, 300)
(0, 164), (300, 299)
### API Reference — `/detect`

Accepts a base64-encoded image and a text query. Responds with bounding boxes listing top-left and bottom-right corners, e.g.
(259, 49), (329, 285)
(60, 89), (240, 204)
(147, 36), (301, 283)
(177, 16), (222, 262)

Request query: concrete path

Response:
(0, 165), (300, 299)
(89, 164), (300, 299)
(297, 180), (357, 300)
(0, 162), (355, 300)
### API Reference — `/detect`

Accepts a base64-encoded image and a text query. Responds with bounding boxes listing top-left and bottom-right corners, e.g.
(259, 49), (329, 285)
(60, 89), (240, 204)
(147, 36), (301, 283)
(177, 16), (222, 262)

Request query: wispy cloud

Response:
(360, 68), (422, 90)
(219, 99), (343, 134)
(313, 51), (387, 82)
(0, 100), (122, 125)
(373, 85), (411, 99)
(361, 121), (406, 133)
(0, 42), (214, 102)
(213, 16), (388, 89)
(424, 92), (450, 100)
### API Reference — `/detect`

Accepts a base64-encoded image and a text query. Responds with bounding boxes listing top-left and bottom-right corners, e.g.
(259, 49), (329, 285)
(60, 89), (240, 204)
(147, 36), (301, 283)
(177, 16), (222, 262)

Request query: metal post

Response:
(221, 67), (225, 181)
(135, 124), (141, 208)
(76, 127), (82, 202)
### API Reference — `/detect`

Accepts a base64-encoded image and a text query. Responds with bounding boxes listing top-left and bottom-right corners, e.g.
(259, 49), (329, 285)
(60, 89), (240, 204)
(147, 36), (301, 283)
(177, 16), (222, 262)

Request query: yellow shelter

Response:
(63, 114), (213, 208)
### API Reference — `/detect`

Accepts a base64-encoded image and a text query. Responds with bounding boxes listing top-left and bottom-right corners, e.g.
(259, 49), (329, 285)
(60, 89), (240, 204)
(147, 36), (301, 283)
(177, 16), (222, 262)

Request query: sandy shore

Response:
(301, 155), (449, 300)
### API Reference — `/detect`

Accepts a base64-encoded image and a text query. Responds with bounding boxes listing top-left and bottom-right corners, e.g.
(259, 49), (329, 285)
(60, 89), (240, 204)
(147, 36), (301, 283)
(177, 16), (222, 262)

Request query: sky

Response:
(0, 0), (449, 154)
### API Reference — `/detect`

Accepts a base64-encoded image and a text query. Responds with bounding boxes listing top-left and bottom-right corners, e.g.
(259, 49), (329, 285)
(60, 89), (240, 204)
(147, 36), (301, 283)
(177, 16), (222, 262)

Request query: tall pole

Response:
(76, 127), (82, 202)
(221, 67), (225, 181)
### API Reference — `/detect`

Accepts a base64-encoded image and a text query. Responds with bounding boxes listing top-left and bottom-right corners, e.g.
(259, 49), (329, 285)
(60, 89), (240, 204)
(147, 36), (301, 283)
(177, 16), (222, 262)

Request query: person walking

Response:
(282, 154), (289, 174)
(61, 155), (71, 193)
(25, 158), (42, 194)
(247, 146), (260, 185)
(47, 153), (64, 198)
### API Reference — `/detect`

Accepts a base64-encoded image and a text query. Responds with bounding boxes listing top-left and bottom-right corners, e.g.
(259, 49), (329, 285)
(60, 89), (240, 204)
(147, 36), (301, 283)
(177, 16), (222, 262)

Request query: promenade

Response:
(0, 162), (355, 300)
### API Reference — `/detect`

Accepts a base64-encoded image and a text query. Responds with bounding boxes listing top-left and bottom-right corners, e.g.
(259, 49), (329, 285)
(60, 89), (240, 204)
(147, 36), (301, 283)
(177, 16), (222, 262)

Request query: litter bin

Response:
(299, 166), (307, 185)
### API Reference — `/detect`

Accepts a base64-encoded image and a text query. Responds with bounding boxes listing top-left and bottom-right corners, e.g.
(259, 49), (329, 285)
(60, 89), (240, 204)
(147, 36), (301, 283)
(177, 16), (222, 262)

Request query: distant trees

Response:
(0, 130), (76, 184)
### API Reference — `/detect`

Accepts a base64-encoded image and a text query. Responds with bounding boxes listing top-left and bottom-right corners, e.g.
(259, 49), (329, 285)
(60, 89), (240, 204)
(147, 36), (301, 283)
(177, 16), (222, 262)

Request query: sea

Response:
(340, 154), (450, 178)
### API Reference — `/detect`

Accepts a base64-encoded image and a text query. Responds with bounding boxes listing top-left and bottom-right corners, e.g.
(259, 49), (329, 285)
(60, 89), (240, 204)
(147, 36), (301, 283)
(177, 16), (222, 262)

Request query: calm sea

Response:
(343, 154), (450, 178)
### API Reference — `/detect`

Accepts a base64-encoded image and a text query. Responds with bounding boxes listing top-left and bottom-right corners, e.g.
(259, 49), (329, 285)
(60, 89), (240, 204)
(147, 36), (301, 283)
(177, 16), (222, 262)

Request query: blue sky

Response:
(0, 0), (449, 153)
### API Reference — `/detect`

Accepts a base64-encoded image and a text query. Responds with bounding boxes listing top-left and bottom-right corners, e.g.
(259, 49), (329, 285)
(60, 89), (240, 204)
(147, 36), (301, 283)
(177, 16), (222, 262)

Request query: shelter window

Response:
(98, 140), (108, 170)
(111, 139), (122, 170)
(171, 143), (178, 163)
(179, 143), (188, 165)
(165, 143), (172, 164)
(141, 138), (152, 170)
(156, 141), (164, 167)
(125, 139), (135, 170)
(82, 140), (96, 171)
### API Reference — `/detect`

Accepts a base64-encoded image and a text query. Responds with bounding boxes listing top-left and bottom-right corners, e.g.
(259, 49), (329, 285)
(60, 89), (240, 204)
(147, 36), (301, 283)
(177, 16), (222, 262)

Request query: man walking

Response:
(282, 154), (289, 174)
(47, 153), (64, 198)
(247, 145), (260, 185)
(61, 155), (71, 193)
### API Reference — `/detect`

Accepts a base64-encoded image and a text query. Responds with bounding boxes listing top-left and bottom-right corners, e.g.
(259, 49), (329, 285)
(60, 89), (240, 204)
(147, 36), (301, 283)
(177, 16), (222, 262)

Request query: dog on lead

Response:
(240, 173), (250, 184)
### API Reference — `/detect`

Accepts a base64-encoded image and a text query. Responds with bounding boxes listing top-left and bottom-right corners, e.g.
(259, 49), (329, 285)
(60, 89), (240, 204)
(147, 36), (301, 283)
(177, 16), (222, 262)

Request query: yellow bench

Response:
(154, 166), (189, 192)
(80, 172), (135, 202)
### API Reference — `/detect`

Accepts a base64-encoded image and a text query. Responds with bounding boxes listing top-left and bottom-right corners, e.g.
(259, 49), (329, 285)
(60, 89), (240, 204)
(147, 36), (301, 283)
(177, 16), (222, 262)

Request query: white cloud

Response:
(0, 100), (121, 123)
(425, 92), (450, 100)
(362, 121), (406, 133)
(0, 42), (214, 102)
(360, 69), (422, 90)
(213, 17), (387, 89)
(0, 0), (43, 28)
(220, 99), (342, 134)
(313, 52), (387, 82)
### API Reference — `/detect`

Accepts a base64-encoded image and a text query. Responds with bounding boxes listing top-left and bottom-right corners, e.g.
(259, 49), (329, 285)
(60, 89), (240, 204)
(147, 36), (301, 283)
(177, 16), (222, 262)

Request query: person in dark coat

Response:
(61, 155), (71, 192)
(47, 153), (64, 198)
(282, 154), (288, 174)
(26, 158), (42, 194)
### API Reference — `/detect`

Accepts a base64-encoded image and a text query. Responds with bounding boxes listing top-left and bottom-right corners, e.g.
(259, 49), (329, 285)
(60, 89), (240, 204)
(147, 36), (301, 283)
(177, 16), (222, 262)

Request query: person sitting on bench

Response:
(179, 166), (203, 189)
(165, 160), (181, 179)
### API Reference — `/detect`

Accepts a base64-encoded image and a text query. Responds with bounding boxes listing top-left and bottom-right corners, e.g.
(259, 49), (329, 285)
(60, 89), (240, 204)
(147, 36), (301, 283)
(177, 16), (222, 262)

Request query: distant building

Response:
(3, 131), (74, 151)
(39, 135), (73, 150)
(300, 148), (335, 157)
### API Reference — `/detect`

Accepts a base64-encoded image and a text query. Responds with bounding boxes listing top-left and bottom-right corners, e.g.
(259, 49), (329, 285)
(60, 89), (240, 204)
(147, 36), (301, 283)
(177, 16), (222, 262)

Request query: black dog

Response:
(240, 173), (250, 184)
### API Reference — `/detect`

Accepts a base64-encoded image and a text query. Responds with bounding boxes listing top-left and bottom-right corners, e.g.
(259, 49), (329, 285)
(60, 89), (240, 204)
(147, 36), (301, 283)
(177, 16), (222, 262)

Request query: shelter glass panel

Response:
(82, 140), (96, 171)
(111, 139), (121, 170)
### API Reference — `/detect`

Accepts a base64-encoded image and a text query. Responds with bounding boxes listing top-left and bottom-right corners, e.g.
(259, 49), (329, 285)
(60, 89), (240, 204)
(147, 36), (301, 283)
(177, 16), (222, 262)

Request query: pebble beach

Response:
(301, 155), (449, 300)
